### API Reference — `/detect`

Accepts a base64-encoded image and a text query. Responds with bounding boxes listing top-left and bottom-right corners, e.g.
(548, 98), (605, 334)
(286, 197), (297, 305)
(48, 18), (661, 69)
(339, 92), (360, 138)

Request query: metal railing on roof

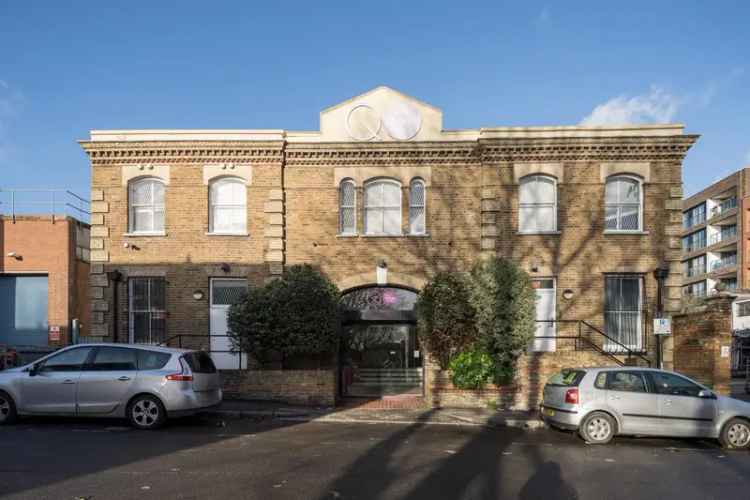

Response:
(0, 189), (90, 223)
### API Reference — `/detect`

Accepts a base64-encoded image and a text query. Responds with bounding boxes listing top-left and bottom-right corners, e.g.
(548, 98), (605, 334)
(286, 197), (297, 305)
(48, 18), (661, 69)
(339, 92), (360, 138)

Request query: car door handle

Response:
(117, 376), (131, 382)
(664, 399), (672, 406)
(62, 379), (75, 385)
(609, 395), (621, 400)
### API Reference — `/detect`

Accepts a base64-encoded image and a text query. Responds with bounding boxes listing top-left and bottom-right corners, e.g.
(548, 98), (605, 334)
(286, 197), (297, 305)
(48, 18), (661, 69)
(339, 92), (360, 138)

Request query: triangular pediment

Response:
(319, 86), (443, 142)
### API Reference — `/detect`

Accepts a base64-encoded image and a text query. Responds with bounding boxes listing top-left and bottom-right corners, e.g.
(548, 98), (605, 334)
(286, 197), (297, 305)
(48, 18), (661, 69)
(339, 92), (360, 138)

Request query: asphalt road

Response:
(0, 415), (748, 500)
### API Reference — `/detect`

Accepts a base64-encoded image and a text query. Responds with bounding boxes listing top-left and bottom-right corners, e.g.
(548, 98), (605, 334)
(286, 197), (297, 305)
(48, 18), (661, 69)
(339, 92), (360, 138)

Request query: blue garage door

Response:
(0, 275), (49, 347)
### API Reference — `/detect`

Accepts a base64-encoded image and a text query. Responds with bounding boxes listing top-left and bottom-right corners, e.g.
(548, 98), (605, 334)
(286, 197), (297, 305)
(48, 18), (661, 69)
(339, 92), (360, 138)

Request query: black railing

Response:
(533, 319), (651, 367)
(160, 334), (246, 370)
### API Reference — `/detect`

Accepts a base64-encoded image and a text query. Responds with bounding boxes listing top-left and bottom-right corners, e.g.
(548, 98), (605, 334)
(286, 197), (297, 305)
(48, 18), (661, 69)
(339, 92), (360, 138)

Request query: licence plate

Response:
(543, 408), (555, 417)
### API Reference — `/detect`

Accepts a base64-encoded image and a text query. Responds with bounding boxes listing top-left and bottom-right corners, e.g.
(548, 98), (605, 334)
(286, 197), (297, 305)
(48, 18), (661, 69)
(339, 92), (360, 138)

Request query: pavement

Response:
(0, 414), (748, 499)
(205, 400), (545, 429)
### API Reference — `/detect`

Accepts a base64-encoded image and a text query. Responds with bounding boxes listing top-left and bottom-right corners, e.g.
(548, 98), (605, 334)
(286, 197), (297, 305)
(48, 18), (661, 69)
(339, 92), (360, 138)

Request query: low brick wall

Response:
(673, 295), (733, 395)
(426, 350), (614, 411)
(220, 369), (336, 406)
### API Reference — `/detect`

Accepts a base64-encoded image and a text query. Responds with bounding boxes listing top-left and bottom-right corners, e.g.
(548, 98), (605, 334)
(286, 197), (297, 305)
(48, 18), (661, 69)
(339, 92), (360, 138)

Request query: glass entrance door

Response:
(341, 324), (422, 397)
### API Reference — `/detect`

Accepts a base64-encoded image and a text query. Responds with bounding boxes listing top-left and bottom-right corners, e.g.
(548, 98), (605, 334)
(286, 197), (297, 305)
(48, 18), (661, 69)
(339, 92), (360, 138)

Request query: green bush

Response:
(469, 257), (536, 385)
(448, 348), (494, 390)
(227, 265), (341, 366)
(416, 272), (477, 369)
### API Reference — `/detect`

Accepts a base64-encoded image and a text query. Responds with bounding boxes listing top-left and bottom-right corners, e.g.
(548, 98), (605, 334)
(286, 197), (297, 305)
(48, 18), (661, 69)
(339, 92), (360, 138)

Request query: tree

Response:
(416, 272), (477, 369)
(227, 265), (341, 366)
(469, 257), (536, 384)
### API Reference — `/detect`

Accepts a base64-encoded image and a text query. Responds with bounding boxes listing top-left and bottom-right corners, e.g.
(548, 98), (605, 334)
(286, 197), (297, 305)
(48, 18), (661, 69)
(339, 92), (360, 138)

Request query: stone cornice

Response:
(479, 135), (699, 162)
(79, 141), (285, 165)
(284, 142), (480, 166)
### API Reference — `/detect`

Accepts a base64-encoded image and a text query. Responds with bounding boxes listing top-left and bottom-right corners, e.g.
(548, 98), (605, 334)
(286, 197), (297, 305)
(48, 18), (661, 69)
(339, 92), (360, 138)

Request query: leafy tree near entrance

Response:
(469, 257), (536, 385)
(416, 272), (477, 369)
(227, 265), (341, 366)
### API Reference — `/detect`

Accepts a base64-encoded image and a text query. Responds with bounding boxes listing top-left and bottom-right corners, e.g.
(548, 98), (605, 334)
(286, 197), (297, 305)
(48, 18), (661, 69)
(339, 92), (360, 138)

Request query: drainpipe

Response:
(107, 270), (123, 343)
(653, 262), (670, 369)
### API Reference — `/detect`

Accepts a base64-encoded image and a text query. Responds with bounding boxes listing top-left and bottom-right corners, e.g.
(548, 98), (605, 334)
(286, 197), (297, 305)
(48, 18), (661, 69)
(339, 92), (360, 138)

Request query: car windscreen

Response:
(183, 351), (217, 374)
(546, 370), (586, 387)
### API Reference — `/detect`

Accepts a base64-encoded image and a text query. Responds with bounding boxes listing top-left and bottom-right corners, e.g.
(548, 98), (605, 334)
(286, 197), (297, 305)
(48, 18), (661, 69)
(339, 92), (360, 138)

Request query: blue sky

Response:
(0, 1), (748, 200)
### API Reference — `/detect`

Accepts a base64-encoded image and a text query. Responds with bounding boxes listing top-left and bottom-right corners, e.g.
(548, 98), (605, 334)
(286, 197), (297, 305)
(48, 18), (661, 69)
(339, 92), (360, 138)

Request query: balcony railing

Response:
(711, 255), (738, 271)
(709, 228), (738, 245)
(710, 198), (738, 219)
(0, 189), (90, 223)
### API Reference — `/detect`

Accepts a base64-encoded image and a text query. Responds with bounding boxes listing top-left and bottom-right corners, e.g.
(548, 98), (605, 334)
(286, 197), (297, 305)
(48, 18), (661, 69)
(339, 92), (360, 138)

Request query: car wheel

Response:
(0, 391), (18, 425)
(127, 395), (166, 430)
(720, 418), (750, 450)
(579, 411), (615, 444)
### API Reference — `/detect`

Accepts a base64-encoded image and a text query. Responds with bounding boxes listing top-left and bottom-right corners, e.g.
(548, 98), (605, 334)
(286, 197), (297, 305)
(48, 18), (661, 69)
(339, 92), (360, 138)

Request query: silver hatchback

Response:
(0, 344), (222, 429)
(541, 367), (750, 449)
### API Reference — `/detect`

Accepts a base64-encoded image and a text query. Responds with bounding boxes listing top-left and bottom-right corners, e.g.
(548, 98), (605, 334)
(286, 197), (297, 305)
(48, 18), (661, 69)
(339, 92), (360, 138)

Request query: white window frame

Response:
(128, 277), (166, 344)
(408, 178), (427, 235)
(208, 177), (247, 235)
(604, 175), (644, 233)
(339, 179), (357, 235)
(363, 179), (402, 236)
(128, 177), (165, 234)
(604, 274), (643, 352)
(518, 175), (558, 234)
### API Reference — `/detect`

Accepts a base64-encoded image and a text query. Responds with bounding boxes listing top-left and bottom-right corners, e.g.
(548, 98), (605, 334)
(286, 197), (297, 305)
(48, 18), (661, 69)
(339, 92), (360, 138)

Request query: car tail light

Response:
(565, 388), (579, 405)
(166, 357), (193, 382)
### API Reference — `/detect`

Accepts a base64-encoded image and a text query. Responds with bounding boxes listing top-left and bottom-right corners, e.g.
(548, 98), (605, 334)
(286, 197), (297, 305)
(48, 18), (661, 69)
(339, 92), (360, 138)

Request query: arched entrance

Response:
(340, 286), (423, 397)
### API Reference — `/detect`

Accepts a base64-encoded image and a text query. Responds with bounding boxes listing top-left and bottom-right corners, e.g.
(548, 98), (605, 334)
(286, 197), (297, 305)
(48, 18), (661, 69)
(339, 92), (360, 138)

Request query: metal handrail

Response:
(0, 188), (91, 223)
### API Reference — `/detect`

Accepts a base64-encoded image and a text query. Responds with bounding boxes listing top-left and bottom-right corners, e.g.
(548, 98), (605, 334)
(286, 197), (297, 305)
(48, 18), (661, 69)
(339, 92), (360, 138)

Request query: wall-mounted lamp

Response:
(220, 263), (231, 273)
(6, 252), (22, 260)
(192, 290), (205, 301)
(530, 258), (539, 273)
(562, 289), (574, 300)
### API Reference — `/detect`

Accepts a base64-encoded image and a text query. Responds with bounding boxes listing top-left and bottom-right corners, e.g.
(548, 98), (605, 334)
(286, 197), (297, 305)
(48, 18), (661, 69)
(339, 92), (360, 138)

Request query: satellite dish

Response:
(383, 101), (422, 141)
(346, 104), (381, 141)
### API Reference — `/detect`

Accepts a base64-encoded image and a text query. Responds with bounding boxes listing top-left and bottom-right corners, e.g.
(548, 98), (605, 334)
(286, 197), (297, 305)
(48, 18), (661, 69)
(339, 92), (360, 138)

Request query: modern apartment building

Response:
(681, 168), (749, 298)
(79, 87), (697, 406)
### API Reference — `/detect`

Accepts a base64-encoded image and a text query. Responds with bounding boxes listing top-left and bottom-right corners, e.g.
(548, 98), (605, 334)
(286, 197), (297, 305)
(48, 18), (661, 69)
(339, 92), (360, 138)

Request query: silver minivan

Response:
(541, 367), (750, 449)
(0, 344), (222, 429)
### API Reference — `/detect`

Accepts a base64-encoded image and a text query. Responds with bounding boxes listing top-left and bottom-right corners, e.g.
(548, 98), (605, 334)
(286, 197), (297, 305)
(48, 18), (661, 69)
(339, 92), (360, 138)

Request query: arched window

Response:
(209, 177), (247, 234)
(339, 179), (357, 235)
(605, 175), (642, 231)
(128, 177), (165, 234)
(519, 175), (557, 233)
(364, 179), (402, 235)
(409, 178), (426, 235)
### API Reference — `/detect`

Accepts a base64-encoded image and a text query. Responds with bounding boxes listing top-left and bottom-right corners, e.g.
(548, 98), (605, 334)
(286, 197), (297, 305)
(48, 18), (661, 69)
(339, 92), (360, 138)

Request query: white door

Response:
(532, 279), (556, 352)
(210, 278), (248, 370)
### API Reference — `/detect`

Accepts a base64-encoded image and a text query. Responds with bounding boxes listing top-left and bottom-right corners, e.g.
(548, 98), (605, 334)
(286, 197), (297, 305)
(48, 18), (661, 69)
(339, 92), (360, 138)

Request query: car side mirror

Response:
(29, 363), (40, 377)
(698, 389), (716, 399)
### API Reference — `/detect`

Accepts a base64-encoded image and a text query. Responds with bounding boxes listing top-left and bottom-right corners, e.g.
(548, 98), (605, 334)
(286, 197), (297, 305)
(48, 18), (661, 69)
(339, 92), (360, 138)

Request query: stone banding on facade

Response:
(80, 86), (699, 407)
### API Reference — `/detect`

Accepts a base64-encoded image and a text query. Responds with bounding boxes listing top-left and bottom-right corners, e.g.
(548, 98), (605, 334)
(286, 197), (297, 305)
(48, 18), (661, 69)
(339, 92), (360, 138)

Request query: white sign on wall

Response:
(721, 345), (731, 358)
(653, 318), (672, 335)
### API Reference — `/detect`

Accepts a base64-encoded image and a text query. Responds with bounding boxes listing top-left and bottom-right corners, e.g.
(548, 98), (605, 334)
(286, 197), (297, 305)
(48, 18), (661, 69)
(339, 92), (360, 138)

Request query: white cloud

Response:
(580, 86), (680, 126)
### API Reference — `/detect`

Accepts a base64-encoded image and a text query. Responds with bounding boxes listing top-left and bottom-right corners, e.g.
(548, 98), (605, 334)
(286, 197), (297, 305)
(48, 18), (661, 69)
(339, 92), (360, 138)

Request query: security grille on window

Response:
(604, 275), (643, 351)
(409, 178), (426, 235)
(605, 176), (642, 231)
(737, 301), (750, 317)
(339, 179), (357, 235)
(519, 175), (557, 233)
(209, 178), (247, 234)
(364, 180), (402, 235)
(128, 178), (165, 233)
(128, 278), (166, 344)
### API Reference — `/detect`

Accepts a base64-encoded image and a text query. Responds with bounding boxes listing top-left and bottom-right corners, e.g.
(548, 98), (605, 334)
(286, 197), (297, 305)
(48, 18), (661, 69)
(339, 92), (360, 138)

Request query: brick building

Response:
(1, 208), (90, 358)
(681, 167), (750, 297)
(80, 87), (698, 407)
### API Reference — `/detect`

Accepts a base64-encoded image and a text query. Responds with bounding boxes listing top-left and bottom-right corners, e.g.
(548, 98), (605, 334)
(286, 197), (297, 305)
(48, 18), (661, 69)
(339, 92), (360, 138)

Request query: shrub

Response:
(448, 348), (494, 390)
(469, 257), (536, 385)
(416, 272), (477, 369)
(227, 265), (341, 366)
